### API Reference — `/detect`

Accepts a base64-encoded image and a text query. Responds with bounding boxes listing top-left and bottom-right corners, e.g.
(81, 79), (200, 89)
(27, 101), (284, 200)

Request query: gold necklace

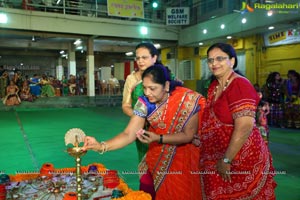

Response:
(213, 72), (234, 96)
(158, 93), (170, 129)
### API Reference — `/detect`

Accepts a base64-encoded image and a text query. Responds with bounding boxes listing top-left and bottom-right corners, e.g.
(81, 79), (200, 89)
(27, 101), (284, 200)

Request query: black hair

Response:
(207, 43), (242, 83)
(207, 43), (238, 69)
(135, 42), (160, 63)
(142, 63), (182, 93)
(266, 72), (281, 84)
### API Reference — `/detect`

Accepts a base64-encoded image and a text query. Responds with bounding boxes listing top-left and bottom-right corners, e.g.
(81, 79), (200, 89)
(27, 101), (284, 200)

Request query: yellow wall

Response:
(259, 43), (300, 86)
(160, 48), (169, 65)
(178, 47), (199, 90)
(162, 37), (300, 91)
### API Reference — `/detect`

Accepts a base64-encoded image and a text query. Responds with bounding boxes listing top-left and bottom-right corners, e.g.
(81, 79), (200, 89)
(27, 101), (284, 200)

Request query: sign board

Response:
(264, 29), (300, 46)
(107, 0), (144, 19)
(166, 7), (189, 25)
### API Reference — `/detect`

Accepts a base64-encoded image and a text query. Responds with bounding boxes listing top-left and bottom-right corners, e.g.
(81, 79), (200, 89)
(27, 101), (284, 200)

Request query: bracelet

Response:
(97, 141), (107, 154)
(159, 135), (163, 144)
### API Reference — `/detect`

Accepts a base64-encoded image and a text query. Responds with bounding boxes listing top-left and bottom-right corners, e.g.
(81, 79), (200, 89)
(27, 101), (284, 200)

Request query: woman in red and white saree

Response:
(200, 43), (276, 199)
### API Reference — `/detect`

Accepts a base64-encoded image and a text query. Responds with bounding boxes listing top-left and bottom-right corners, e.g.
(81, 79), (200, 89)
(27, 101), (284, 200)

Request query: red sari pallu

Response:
(137, 87), (206, 200)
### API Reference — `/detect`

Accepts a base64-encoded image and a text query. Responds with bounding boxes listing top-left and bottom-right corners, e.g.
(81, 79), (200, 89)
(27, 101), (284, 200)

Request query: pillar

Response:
(86, 37), (95, 96)
(68, 47), (76, 77)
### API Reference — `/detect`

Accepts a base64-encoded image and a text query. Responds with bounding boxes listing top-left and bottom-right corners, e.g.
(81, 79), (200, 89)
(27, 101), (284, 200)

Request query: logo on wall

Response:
(240, 2), (254, 14)
(240, 1), (299, 14)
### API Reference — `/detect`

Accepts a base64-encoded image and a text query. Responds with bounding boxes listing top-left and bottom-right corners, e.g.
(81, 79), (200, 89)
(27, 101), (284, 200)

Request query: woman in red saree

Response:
(200, 43), (276, 199)
(83, 64), (205, 200)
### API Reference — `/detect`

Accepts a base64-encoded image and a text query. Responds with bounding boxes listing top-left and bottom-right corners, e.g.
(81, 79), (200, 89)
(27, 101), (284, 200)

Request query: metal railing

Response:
(0, 0), (244, 26)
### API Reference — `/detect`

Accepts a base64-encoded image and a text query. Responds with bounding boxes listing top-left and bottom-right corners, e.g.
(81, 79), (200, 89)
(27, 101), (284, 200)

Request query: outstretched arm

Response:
(82, 115), (145, 153)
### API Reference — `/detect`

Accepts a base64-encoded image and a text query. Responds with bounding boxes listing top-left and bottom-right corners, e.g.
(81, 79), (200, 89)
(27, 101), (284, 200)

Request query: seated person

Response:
(50, 76), (62, 96)
(3, 80), (21, 106)
(29, 74), (41, 97)
(68, 75), (77, 96)
(20, 80), (34, 102)
(61, 75), (69, 96)
(0, 70), (10, 98)
(40, 74), (55, 97)
(108, 74), (120, 94)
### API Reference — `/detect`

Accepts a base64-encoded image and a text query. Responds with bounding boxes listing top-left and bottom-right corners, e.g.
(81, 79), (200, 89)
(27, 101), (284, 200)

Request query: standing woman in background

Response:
(200, 43), (276, 199)
(263, 72), (285, 127)
(284, 70), (300, 128)
(122, 42), (160, 162)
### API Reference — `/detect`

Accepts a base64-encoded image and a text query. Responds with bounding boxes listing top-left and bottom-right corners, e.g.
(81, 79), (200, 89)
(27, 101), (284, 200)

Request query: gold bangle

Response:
(98, 141), (107, 154)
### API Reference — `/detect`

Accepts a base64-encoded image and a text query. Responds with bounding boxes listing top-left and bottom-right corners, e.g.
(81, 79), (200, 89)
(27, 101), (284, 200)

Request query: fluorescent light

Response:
(140, 26), (148, 35)
(125, 52), (133, 56)
(73, 39), (82, 45)
(154, 43), (161, 49)
(0, 13), (8, 24)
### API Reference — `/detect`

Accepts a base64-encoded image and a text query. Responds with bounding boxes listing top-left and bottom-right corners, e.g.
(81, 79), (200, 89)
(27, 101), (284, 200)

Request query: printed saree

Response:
(135, 87), (205, 200)
(200, 77), (276, 200)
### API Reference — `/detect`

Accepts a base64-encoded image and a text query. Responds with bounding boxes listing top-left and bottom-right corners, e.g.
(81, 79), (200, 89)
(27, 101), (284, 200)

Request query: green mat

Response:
(0, 107), (140, 190)
(0, 107), (299, 198)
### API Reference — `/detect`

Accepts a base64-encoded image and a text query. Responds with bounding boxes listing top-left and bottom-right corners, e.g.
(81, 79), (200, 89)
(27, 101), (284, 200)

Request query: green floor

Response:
(0, 107), (299, 199)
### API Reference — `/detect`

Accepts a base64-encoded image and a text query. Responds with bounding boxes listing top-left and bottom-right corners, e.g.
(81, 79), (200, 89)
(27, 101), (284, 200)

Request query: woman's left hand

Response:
(136, 130), (159, 144)
(216, 159), (232, 182)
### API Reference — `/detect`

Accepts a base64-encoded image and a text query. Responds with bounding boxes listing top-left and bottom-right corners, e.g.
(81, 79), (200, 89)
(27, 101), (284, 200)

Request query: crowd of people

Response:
(3, 42), (296, 199)
(81, 42), (277, 200)
(0, 66), (90, 106)
(255, 70), (300, 129)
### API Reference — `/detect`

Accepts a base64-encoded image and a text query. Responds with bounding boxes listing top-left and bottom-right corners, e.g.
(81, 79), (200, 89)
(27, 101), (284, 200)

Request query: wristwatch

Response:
(223, 157), (232, 164)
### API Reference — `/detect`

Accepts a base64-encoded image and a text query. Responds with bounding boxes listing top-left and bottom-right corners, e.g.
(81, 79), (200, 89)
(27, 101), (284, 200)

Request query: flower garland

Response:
(8, 163), (151, 200)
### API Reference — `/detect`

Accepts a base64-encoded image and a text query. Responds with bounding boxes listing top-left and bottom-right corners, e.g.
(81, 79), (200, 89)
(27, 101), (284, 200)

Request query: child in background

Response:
(256, 100), (270, 145)
(254, 83), (270, 145)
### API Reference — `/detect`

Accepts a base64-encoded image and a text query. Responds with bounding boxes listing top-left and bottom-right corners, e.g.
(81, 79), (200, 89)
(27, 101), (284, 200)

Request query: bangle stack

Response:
(97, 141), (107, 154)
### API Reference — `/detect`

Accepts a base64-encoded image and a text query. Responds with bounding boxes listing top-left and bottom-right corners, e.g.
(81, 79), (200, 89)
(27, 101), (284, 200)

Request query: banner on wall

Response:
(107, 0), (144, 18)
(264, 28), (300, 46)
(166, 7), (189, 25)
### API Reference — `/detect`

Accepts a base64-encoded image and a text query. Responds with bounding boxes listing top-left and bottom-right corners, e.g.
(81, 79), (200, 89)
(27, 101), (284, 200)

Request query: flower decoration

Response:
(8, 163), (152, 200)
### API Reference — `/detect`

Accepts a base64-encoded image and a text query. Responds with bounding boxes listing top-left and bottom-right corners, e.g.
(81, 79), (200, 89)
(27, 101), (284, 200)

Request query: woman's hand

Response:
(82, 136), (101, 152)
(216, 159), (232, 182)
(192, 134), (201, 147)
(136, 129), (159, 144)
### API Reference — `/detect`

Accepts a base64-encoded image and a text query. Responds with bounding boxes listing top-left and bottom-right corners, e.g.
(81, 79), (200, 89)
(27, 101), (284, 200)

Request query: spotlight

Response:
(152, 1), (158, 8)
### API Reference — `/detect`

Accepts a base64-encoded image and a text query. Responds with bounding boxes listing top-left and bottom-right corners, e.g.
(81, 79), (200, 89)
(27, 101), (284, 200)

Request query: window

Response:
(178, 60), (194, 80)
